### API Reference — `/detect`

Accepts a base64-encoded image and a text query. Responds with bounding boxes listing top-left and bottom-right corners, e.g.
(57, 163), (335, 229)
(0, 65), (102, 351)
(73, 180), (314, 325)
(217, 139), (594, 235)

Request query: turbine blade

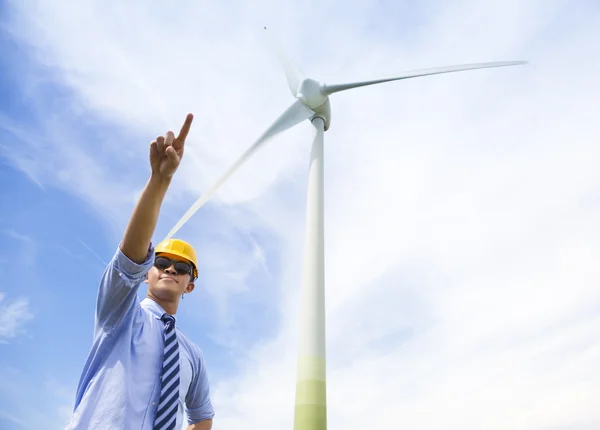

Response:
(324, 61), (527, 95)
(164, 99), (314, 240)
(264, 26), (305, 96)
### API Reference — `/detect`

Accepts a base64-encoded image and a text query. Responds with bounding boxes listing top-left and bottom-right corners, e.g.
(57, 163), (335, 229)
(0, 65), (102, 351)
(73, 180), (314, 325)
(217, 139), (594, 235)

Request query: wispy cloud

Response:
(0, 410), (27, 428)
(0, 365), (76, 429)
(0, 114), (46, 190)
(0, 292), (34, 343)
(1, 230), (35, 244)
(77, 238), (107, 267)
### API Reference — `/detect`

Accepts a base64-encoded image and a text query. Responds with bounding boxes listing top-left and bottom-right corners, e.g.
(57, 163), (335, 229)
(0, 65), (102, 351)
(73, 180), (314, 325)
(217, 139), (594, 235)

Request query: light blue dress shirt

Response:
(65, 244), (214, 429)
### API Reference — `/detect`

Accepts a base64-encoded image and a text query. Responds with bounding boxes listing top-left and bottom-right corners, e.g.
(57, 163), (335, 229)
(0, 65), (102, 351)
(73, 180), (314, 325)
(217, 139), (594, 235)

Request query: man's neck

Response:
(146, 293), (180, 316)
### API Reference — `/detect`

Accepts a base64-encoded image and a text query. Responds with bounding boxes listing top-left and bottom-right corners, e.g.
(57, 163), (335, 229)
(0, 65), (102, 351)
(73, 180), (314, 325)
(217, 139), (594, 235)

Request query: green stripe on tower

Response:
(294, 355), (326, 430)
(294, 403), (327, 430)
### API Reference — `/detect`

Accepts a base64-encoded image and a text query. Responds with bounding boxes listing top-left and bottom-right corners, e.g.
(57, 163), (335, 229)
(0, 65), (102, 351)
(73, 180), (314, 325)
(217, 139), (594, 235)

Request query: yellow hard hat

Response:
(155, 238), (198, 279)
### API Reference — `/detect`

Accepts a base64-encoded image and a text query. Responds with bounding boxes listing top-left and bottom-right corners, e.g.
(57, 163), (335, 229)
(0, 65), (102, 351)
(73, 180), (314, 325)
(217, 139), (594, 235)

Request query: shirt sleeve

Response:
(186, 349), (215, 424)
(94, 243), (155, 335)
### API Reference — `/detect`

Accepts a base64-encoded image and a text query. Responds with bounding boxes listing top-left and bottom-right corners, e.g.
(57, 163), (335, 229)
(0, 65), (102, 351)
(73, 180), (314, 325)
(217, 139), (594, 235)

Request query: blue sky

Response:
(1, 1), (600, 429)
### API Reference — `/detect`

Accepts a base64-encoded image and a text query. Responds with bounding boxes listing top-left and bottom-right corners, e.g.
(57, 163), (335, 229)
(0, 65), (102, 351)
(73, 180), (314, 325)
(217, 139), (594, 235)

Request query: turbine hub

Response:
(297, 78), (328, 109)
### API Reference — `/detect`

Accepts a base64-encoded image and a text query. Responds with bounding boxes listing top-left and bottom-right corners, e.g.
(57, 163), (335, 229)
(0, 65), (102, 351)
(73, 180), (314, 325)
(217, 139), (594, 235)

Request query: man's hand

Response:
(187, 419), (212, 430)
(150, 113), (194, 179)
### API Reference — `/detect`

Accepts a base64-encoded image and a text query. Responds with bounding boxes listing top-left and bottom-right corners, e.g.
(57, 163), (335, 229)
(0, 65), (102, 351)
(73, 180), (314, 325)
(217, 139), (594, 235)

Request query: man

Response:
(65, 113), (214, 429)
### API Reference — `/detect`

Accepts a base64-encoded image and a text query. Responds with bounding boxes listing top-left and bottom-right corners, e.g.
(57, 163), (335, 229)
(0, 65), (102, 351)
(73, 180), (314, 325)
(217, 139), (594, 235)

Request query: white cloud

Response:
(0, 292), (34, 342)
(4, 0), (600, 429)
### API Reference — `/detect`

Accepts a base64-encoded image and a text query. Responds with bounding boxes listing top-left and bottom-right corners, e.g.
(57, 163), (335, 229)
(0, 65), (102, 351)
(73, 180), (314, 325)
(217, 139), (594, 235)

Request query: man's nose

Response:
(164, 264), (177, 274)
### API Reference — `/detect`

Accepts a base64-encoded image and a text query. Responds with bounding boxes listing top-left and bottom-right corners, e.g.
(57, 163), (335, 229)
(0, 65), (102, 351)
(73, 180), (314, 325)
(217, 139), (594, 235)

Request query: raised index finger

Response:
(177, 113), (194, 143)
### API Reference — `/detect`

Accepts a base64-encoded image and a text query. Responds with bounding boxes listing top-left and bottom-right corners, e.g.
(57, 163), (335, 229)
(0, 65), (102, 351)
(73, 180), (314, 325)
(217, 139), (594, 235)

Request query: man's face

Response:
(146, 253), (195, 300)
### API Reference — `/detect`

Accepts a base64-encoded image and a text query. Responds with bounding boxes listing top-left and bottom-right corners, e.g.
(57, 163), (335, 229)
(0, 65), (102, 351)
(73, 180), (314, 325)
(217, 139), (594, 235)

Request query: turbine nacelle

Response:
(296, 78), (328, 109)
(295, 78), (332, 131)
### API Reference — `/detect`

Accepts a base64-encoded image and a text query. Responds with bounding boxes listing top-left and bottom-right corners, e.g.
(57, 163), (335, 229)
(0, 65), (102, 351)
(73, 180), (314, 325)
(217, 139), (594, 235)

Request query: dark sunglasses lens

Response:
(155, 257), (171, 269)
(155, 257), (191, 275)
(174, 262), (192, 275)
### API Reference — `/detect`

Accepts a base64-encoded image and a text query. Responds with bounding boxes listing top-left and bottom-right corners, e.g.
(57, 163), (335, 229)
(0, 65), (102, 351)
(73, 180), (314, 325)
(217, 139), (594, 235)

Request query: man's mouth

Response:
(159, 276), (178, 283)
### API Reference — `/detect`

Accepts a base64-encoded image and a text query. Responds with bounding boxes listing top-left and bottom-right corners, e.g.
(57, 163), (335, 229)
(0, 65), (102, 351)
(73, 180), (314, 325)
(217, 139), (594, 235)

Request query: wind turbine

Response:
(164, 28), (526, 430)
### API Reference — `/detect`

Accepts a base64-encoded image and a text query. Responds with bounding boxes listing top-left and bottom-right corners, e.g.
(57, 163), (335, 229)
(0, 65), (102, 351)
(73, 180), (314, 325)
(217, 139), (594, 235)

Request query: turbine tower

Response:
(164, 28), (526, 430)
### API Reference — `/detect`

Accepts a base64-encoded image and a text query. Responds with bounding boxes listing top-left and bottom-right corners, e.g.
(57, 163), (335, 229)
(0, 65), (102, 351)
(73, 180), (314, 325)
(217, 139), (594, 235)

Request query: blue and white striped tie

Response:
(154, 314), (180, 430)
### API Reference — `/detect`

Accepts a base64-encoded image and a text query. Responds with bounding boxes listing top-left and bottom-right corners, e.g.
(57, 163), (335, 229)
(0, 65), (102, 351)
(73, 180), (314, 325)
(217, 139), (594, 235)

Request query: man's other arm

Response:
(187, 420), (213, 430)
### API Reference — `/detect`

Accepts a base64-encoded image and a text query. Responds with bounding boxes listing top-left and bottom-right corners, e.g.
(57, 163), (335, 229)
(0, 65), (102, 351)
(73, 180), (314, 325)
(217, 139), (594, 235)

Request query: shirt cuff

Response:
(187, 393), (215, 424)
(187, 407), (215, 425)
(113, 242), (155, 281)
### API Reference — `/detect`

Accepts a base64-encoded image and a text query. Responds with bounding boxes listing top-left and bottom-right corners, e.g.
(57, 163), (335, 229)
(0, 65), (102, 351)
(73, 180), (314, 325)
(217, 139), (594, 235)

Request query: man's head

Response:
(146, 238), (198, 303)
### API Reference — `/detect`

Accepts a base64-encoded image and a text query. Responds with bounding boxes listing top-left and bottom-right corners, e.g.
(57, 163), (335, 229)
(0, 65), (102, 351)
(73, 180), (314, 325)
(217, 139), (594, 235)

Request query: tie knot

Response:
(161, 314), (175, 325)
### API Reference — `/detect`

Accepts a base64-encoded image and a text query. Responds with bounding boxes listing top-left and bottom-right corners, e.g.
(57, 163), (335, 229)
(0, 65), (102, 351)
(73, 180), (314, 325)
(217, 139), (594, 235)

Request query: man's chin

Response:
(148, 285), (180, 301)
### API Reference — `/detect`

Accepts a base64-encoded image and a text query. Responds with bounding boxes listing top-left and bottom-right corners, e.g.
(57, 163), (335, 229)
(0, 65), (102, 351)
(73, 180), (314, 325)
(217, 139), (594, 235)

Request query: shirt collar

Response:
(141, 297), (177, 321)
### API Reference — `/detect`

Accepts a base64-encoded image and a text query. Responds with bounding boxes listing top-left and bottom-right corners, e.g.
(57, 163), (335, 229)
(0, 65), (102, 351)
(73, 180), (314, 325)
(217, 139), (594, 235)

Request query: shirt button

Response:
(152, 402), (156, 406)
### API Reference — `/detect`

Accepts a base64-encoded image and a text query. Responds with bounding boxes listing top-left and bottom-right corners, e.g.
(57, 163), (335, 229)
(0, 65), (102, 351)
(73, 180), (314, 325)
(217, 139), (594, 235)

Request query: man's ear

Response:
(185, 282), (195, 294)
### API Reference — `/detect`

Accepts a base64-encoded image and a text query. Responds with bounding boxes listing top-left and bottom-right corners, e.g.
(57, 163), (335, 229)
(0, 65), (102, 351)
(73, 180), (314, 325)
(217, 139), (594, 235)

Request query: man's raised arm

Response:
(120, 113), (194, 263)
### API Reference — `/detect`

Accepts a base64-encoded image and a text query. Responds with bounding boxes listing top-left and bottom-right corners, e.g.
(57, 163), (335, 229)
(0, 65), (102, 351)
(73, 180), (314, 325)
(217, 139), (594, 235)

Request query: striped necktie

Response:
(154, 314), (180, 430)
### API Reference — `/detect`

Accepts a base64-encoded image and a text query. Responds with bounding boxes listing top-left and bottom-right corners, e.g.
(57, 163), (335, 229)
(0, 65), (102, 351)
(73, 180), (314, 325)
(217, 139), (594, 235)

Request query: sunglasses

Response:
(154, 256), (193, 277)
